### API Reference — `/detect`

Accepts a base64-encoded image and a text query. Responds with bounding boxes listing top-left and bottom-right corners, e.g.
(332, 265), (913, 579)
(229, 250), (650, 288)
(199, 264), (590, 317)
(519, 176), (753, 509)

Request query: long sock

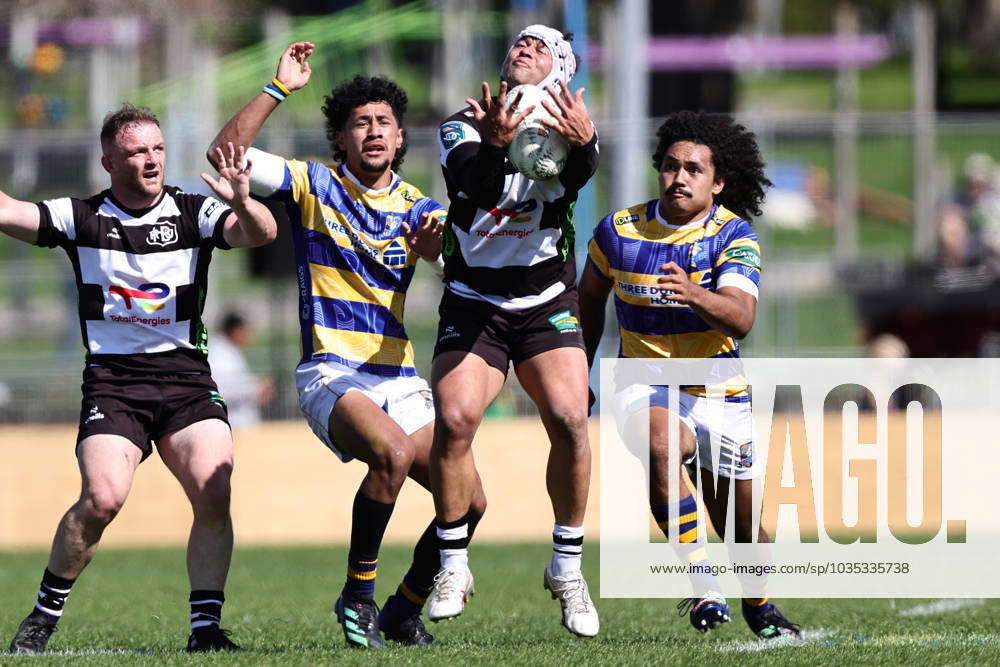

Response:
(388, 508), (483, 619)
(190, 590), (225, 631)
(549, 524), (584, 577)
(32, 569), (75, 622)
(652, 496), (721, 596)
(344, 490), (395, 600)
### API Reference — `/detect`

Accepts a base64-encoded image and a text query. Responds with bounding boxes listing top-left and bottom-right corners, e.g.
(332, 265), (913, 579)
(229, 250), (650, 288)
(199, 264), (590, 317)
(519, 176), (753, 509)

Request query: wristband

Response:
(263, 78), (291, 102)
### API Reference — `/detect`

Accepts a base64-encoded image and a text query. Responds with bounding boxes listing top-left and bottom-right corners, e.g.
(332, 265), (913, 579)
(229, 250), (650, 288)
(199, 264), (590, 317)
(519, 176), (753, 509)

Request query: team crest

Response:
(440, 121), (465, 150)
(738, 441), (753, 468)
(146, 221), (178, 247)
(385, 214), (403, 233)
(382, 240), (407, 268)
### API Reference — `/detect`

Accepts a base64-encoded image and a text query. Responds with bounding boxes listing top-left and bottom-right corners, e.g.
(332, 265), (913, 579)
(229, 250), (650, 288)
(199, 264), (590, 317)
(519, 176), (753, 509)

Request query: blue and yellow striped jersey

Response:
(587, 200), (761, 362)
(276, 160), (445, 377)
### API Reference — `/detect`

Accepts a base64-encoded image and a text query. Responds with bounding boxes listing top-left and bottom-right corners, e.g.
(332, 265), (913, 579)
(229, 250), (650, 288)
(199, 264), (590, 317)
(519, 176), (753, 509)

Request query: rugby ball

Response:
(505, 84), (568, 181)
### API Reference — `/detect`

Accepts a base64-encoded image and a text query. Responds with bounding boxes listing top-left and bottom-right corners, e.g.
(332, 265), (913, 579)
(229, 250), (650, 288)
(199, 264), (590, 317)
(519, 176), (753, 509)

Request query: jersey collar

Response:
(340, 164), (399, 196)
(652, 199), (716, 230)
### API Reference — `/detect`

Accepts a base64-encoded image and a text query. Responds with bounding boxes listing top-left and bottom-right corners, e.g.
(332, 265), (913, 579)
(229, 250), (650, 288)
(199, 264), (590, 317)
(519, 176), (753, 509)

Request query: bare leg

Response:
(47, 435), (143, 578)
(158, 419), (234, 591)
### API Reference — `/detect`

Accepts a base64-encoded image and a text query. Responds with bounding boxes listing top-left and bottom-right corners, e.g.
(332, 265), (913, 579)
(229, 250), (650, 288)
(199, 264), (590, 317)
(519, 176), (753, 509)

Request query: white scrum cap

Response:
(501, 24), (577, 92)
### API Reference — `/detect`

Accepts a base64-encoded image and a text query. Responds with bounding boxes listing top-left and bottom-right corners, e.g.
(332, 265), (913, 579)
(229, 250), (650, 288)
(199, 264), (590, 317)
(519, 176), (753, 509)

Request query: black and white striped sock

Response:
(189, 590), (225, 631)
(33, 569), (75, 621)
(550, 524), (584, 577)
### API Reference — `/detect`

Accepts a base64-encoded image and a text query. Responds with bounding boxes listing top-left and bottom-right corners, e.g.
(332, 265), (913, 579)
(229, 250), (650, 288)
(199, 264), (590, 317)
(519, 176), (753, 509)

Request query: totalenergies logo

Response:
(487, 199), (537, 226)
(109, 282), (170, 312)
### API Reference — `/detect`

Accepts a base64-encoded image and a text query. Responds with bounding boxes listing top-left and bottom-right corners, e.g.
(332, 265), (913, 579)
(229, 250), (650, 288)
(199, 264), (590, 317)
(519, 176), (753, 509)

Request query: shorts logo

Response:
(83, 405), (105, 425)
(208, 390), (226, 407)
(109, 282), (171, 312)
(381, 240), (408, 268)
(419, 388), (434, 409)
(146, 221), (178, 247)
(440, 121), (466, 150)
(738, 441), (753, 468)
(547, 310), (579, 333)
(439, 325), (460, 342)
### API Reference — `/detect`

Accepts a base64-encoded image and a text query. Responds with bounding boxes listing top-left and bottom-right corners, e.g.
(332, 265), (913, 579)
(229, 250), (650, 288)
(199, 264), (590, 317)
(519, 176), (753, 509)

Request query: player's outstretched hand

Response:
(276, 41), (314, 92)
(403, 211), (446, 262)
(657, 261), (700, 305)
(466, 81), (535, 148)
(539, 80), (594, 146)
(201, 143), (253, 208)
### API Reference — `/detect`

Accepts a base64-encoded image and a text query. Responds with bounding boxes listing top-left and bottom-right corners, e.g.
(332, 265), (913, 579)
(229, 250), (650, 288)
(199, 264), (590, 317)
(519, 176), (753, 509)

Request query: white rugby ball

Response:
(505, 83), (568, 181)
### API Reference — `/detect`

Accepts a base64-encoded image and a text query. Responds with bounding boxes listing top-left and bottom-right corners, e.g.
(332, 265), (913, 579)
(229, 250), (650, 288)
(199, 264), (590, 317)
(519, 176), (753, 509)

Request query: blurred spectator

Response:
(864, 332), (910, 360)
(939, 153), (1000, 268)
(208, 312), (276, 430)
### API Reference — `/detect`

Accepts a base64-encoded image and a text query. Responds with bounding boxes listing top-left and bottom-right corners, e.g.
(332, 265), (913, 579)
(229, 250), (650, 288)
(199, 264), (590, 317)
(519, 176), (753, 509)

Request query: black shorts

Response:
(77, 365), (230, 460)
(433, 287), (586, 374)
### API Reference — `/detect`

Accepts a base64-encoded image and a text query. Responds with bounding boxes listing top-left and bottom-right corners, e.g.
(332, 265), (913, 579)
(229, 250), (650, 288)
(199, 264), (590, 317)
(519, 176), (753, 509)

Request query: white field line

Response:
(715, 628), (837, 653)
(898, 599), (985, 617)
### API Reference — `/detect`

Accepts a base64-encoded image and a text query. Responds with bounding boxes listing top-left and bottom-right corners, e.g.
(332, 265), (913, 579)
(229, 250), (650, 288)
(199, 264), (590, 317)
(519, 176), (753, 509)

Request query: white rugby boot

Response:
(427, 566), (475, 621)
(543, 567), (600, 637)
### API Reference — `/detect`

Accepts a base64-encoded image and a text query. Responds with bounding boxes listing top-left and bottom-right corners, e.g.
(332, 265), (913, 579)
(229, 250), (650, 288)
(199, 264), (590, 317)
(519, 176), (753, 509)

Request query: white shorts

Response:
(296, 360), (435, 462)
(615, 384), (759, 480)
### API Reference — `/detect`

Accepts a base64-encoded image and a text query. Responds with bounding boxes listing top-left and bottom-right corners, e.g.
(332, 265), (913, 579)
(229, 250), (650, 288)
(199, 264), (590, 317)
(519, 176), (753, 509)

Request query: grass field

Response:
(3, 543), (999, 664)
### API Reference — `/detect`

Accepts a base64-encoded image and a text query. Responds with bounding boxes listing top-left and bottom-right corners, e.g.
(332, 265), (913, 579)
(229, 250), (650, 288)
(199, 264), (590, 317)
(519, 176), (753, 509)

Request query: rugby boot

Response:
(186, 625), (240, 652)
(427, 566), (474, 621)
(335, 594), (384, 649)
(543, 567), (600, 637)
(742, 600), (802, 641)
(678, 592), (731, 633)
(9, 612), (57, 654)
(378, 596), (434, 647)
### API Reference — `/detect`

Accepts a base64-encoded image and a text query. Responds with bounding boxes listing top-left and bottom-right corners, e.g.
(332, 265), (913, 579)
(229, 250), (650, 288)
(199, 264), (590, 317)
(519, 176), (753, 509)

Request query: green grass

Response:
(3, 543), (999, 664)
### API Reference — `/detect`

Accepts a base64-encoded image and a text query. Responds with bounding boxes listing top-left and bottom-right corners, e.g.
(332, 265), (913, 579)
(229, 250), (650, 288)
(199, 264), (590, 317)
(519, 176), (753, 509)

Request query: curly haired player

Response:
(579, 110), (801, 641)
(208, 43), (485, 649)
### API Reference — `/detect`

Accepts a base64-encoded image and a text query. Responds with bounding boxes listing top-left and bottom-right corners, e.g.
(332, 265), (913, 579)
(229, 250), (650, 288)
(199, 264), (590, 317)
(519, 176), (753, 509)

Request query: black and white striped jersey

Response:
(35, 186), (232, 373)
(438, 108), (599, 310)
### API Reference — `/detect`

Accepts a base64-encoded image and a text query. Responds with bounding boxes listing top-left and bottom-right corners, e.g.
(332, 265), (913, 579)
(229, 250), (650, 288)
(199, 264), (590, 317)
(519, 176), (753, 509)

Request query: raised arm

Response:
(201, 143), (277, 248)
(442, 81), (535, 209)
(207, 41), (314, 170)
(0, 190), (42, 245)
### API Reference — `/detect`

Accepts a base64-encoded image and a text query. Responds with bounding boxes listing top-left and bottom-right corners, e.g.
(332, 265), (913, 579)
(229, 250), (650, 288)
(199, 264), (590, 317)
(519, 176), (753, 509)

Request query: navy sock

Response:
(344, 491), (395, 600)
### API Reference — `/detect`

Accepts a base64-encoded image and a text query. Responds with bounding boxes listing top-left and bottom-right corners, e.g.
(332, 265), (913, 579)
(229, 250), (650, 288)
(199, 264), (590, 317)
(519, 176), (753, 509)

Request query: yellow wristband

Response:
(271, 78), (291, 96)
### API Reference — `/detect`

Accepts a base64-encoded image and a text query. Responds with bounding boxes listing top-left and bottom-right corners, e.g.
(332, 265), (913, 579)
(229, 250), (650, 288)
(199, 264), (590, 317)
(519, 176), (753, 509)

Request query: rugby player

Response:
(4, 104), (276, 654)
(208, 42), (485, 649)
(578, 110), (801, 640)
(427, 25), (599, 637)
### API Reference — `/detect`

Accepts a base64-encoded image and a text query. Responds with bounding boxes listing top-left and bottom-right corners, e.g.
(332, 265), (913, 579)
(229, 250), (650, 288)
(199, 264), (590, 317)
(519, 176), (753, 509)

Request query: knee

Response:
(79, 488), (127, 526)
(549, 405), (588, 446)
(649, 433), (696, 464)
(434, 405), (481, 453)
(370, 437), (417, 487)
(190, 466), (233, 521)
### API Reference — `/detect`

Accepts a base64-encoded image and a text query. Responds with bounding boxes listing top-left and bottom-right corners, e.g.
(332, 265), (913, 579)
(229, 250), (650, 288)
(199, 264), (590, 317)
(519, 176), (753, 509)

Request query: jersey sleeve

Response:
(438, 116), (481, 167)
(586, 215), (615, 281)
(715, 220), (761, 298)
(245, 147), (292, 197)
(34, 197), (77, 248)
(196, 196), (234, 249)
